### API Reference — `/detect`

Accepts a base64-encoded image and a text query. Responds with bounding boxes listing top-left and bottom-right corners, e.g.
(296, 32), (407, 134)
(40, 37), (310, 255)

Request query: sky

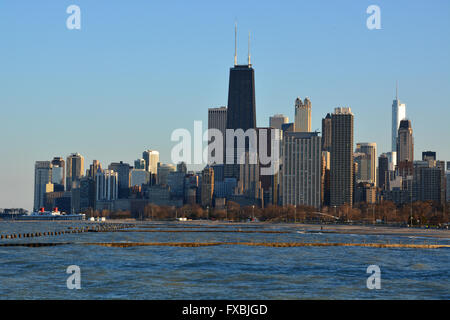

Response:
(0, 0), (449, 211)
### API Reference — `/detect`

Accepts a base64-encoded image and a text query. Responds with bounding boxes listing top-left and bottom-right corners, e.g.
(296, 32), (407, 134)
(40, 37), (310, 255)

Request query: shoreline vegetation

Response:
(77, 201), (449, 228)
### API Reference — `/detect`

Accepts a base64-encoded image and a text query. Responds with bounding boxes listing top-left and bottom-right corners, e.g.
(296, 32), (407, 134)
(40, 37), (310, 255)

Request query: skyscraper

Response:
(208, 107), (228, 136)
(269, 114), (289, 130)
(224, 26), (257, 179)
(294, 97), (312, 132)
(108, 161), (132, 198)
(201, 166), (214, 207)
(66, 153), (84, 191)
(142, 150), (159, 174)
(422, 151), (436, 162)
(96, 170), (118, 202)
(330, 107), (354, 206)
(355, 142), (377, 185)
(34, 161), (53, 211)
(378, 153), (389, 190)
(392, 83), (406, 152)
(282, 132), (322, 208)
(88, 160), (102, 179)
(208, 106), (227, 164)
(397, 119), (414, 164)
(51, 157), (65, 192)
(321, 113), (332, 152)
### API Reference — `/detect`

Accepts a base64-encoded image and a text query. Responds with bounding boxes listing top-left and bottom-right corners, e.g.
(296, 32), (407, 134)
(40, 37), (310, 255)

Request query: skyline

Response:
(1, 0), (450, 210)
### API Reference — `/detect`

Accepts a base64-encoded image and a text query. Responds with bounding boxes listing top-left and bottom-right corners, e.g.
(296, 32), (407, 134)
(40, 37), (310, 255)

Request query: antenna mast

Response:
(248, 31), (251, 66)
(234, 22), (237, 66)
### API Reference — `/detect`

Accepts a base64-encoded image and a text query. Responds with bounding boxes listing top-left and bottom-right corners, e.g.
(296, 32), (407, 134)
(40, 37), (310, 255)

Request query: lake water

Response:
(0, 221), (449, 299)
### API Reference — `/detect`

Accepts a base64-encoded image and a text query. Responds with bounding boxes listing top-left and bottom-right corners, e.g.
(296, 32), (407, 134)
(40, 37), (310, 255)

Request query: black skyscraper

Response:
(224, 64), (257, 179)
(226, 65), (257, 132)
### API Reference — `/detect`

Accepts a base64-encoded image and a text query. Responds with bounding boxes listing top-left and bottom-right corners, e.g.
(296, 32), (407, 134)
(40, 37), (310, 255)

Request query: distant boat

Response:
(16, 207), (86, 221)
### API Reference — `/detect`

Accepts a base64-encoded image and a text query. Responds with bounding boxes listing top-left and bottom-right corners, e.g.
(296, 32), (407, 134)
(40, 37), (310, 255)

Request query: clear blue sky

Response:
(1, 0), (449, 210)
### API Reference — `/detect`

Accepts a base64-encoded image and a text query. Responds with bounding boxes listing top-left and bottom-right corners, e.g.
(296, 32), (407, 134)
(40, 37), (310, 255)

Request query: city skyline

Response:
(1, 0), (450, 210)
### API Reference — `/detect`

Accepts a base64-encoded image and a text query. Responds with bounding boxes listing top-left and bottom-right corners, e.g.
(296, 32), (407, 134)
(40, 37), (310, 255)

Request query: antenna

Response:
(248, 31), (251, 66)
(396, 80), (399, 101)
(234, 22), (237, 66)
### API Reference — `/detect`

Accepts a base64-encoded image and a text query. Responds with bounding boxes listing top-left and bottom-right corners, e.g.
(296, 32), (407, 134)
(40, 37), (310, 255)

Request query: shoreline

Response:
(2, 219), (449, 239)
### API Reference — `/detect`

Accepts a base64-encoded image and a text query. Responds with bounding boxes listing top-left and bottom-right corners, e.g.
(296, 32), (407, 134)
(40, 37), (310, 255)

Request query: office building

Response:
(142, 150), (159, 174)
(355, 142), (377, 185)
(269, 114), (289, 130)
(321, 113), (332, 152)
(157, 163), (176, 185)
(66, 153), (84, 191)
(51, 157), (65, 191)
(422, 151), (436, 162)
(330, 107), (354, 206)
(378, 153), (389, 190)
(397, 119), (414, 164)
(130, 169), (150, 187)
(96, 170), (118, 201)
(34, 161), (53, 211)
(294, 97), (311, 132)
(201, 167), (214, 207)
(134, 158), (146, 170)
(108, 161), (132, 198)
(224, 28), (257, 179)
(282, 132), (322, 208)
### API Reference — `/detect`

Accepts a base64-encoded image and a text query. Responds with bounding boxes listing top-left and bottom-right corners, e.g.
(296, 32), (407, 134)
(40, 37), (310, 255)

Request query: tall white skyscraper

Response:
(392, 83), (406, 152)
(294, 97), (311, 132)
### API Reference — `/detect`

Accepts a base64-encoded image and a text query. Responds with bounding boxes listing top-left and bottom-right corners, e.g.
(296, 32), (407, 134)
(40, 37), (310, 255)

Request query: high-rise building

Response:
(422, 151), (436, 162)
(413, 160), (446, 205)
(87, 160), (102, 179)
(294, 97), (311, 132)
(392, 83), (406, 152)
(142, 150), (159, 174)
(208, 106), (228, 137)
(134, 158), (146, 170)
(269, 114), (289, 130)
(201, 167), (214, 207)
(34, 161), (53, 211)
(108, 162), (132, 198)
(378, 153), (389, 190)
(224, 28), (257, 180)
(446, 172), (450, 203)
(157, 163), (176, 185)
(321, 113), (332, 152)
(130, 169), (150, 187)
(208, 107), (228, 164)
(66, 153), (84, 191)
(355, 142), (377, 185)
(96, 170), (118, 201)
(397, 119), (414, 164)
(282, 132), (322, 208)
(177, 162), (187, 174)
(330, 107), (354, 207)
(51, 157), (65, 192)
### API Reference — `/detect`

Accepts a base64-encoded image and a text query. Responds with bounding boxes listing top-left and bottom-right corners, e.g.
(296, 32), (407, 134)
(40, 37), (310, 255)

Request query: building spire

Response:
(248, 31), (251, 66)
(234, 22), (237, 66)
(396, 80), (399, 102)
